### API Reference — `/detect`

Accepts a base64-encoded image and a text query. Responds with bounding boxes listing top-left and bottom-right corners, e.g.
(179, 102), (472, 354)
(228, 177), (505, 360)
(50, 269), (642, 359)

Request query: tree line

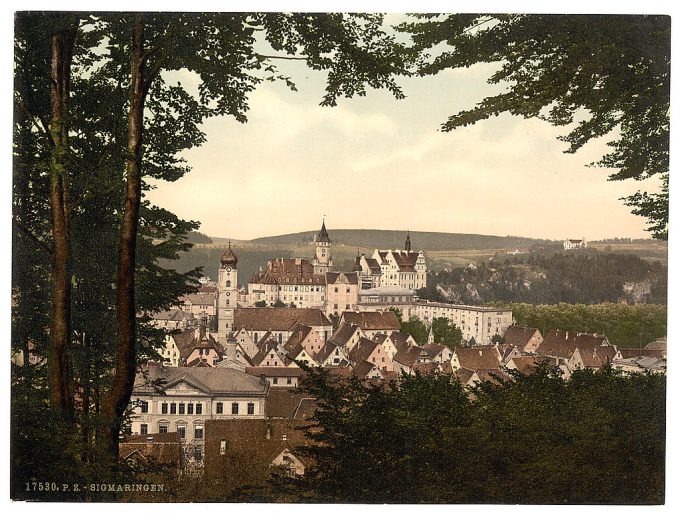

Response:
(419, 252), (667, 305)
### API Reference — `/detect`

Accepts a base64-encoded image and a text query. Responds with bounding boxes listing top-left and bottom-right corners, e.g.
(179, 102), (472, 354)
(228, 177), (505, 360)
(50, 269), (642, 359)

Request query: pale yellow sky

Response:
(146, 18), (664, 242)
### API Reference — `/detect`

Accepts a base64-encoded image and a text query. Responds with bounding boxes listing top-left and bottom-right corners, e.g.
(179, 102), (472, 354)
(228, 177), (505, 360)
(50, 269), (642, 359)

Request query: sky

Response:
(144, 14), (665, 242)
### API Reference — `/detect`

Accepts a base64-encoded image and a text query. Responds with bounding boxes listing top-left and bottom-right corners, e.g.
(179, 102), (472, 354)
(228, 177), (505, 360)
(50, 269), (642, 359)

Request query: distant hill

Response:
(248, 229), (552, 251)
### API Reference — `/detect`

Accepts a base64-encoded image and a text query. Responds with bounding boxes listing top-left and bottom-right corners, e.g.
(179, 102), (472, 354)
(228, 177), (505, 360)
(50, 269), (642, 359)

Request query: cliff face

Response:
(422, 253), (667, 305)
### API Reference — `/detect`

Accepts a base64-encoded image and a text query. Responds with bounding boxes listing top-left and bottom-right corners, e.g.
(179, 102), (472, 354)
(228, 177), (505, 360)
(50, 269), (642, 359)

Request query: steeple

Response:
(405, 231), (412, 252)
(312, 217), (333, 274)
(317, 218), (330, 243)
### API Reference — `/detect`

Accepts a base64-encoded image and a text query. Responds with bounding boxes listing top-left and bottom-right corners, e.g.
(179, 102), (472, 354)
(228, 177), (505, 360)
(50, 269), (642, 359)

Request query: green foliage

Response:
(425, 252), (667, 305)
(401, 14), (670, 238)
(400, 316), (428, 345)
(496, 302), (667, 348)
(276, 366), (665, 503)
(431, 317), (463, 347)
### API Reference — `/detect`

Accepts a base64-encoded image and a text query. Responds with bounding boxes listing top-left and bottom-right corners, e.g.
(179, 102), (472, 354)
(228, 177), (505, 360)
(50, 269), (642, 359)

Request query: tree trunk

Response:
(48, 21), (78, 421)
(101, 14), (146, 459)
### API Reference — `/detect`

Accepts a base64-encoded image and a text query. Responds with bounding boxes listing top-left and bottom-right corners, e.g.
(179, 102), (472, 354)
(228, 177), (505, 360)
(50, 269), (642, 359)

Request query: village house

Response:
(204, 419), (310, 495)
(149, 308), (196, 330)
(232, 307), (333, 344)
(348, 336), (394, 372)
(563, 237), (588, 250)
(502, 325), (543, 353)
(245, 366), (306, 388)
(453, 347), (502, 372)
(327, 321), (366, 351)
(128, 366), (269, 466)
(119, 432), (183, 472)
(361, 232), (427, 290)
(535, 330), (613, 363)
(340, 310), (401, 339)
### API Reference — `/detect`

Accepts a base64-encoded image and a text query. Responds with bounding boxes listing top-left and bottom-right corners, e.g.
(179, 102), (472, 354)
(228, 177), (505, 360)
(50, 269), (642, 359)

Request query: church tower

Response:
(405, 231), (412, 252)
(312, 218), (333, 275)
(218, 242), (238, 342)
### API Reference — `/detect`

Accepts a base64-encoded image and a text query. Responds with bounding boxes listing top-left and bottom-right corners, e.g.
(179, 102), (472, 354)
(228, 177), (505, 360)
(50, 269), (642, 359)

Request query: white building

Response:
(411, 300), (513, 345)
(129, 366), (269, 465)
(563, 238), (588, 250)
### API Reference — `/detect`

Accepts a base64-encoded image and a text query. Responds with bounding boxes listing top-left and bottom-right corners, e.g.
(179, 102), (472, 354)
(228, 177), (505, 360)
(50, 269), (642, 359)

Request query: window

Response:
(140, 401), (148, 413)
(194, 448), (203, 461)
(140, 424), (148, 435)
(177, 424), (186, 439)
(216, 402), (223, 414)
(179, 403), (185, 415)
(161, 403), (168, 414)
(159, 423), (168, 434)
(195, 424), (204, 439)
(187, 403), (194, 415)
(273, 377), (278, 385)
(247, 402), (255, 415)
(232, 402), (239, 415)
(220, 440), (227, 455)
(287, 377), (292, 385)
(196, 403), (202, 415)
(170, 403), (177, 415)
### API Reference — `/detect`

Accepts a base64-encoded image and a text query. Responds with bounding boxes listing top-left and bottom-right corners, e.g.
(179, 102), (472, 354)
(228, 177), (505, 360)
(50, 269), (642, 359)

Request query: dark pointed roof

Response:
(220, 243), (238, 267)
(317, 219), (330, 243)
(405, 231), (411, 252)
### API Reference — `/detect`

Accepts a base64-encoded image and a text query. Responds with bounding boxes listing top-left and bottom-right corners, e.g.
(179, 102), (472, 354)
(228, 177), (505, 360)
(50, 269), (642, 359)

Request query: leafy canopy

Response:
(400, 14), (670, 239)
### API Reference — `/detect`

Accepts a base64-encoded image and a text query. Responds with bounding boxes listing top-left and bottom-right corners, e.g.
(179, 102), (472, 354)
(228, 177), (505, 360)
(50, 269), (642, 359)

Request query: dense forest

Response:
(496, 302), (667, 348)
(418, 252), (667, 305)
(135, 367), (665, 503)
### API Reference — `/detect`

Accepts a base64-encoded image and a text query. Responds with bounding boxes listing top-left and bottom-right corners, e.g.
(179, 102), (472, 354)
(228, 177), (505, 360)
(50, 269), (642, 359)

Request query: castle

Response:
(216, 221), (428, 339)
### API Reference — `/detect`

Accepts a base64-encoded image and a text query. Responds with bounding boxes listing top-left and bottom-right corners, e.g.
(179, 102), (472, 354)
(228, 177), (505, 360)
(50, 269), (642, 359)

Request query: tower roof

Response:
(405, 231), (412, 252)
(220, 243), (238, 267)
(316, 219), (330, 243)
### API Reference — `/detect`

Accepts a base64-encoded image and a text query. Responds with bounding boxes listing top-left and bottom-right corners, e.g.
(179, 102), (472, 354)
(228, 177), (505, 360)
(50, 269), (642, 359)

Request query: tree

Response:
(431, 317), (463, 347)
(97, 12), (411, 458)
(400, 316), (428, 345)
(402, 15), (670, 238)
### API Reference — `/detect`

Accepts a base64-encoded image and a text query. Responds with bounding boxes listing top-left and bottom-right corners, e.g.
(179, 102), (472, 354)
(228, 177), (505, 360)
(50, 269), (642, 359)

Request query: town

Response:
(121, 221), (667, 483)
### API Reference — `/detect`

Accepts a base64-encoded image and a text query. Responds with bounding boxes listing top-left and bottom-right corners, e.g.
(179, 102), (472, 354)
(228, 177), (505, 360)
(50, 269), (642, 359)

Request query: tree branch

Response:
(256, 53), (308, 61)
(13, 218), (52, 255)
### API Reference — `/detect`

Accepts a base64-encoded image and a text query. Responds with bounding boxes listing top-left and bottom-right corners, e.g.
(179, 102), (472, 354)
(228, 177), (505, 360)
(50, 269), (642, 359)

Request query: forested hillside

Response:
(419, 252), (667, 305)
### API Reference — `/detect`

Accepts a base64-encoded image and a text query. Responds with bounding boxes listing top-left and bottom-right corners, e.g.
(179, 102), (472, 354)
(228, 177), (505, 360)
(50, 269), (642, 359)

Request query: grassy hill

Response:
(248, 229), (552, 251)
(164, 229), (665, 285)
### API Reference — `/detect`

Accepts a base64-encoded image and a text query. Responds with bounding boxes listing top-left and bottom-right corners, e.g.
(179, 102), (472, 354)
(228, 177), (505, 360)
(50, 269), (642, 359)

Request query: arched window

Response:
(226, 280), (231, 287)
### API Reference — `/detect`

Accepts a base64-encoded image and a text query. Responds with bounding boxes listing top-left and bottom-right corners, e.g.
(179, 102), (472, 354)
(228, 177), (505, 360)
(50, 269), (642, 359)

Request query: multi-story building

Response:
(129, 366), (269, 466)
(357, 286), (416, 313)
(325, 272), (359, 316)
(411, 300), (513, 345)
(248, 257), (326, 308)
(357, 232), (427, 290)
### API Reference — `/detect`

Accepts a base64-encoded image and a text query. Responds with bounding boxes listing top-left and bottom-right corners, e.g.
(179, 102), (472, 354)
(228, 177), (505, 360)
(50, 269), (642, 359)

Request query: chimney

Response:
(266, 424), (272, 440)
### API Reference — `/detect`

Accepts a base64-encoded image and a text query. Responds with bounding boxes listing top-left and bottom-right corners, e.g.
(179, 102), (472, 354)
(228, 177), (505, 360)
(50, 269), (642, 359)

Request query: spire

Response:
(317, 217), (330, 243)
(353, 249), (362, 272)
(405, 230), (412, 252)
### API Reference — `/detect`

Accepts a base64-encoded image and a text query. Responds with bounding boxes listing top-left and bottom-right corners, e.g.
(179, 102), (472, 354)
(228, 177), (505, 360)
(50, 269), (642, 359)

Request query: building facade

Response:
(412, 300), (513, 345)
(217, 243), (239, 342)
(129, 366), (269, 465)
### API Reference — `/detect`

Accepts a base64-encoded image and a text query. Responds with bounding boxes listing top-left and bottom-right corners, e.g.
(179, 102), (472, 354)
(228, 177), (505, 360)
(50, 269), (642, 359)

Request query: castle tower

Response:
(312, 218), (333, 275)
(405, 231), (412, 252)
(218, 242), (238, 342)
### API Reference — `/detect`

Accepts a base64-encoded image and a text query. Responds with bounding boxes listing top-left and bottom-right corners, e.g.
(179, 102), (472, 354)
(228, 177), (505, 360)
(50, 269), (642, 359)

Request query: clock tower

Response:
(312, 218), (333, 275)
(218, 242), (238, 342)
